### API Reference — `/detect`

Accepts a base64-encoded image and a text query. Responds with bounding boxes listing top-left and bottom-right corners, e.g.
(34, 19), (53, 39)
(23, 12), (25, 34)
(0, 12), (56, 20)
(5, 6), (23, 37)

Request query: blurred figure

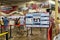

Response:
(18, 17), (20, 29)
(31, 3), (38, 10)
(57, 17), (60, 33)
(0, 18), (4, 27)
(26, 3), (31, 9)
(15, 18), (19, 27)
(3, 17), (9, 31)
(0, 18), (4, 33)
(15, 18), (20, 33)
(20, 17), (24, 32)
(46, 8), (52, 15)
(8, 18), (15, 29)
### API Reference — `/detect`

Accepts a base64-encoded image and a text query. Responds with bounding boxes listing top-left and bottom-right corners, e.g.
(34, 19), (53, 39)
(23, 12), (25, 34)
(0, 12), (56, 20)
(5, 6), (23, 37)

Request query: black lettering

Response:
(33, 18), (40, 22)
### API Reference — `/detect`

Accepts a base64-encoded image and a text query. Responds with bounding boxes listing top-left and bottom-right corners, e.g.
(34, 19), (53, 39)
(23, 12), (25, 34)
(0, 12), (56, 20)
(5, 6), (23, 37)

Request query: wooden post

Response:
(55, 0), (59, 35)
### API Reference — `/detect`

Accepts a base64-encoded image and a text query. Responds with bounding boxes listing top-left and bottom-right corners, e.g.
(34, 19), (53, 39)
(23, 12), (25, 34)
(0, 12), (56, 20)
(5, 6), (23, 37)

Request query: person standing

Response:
(8, 18), (15, 29)
(19, 17), (24, 31)
(3, 17), (9, 31)
(14, 18), (20, 33)
(0, 18), (4, 33)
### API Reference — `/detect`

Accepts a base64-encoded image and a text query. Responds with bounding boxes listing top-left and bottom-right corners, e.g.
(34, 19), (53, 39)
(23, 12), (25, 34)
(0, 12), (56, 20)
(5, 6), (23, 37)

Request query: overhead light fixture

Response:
(28, 0), (37, 4)
(29, 1), (34, 3)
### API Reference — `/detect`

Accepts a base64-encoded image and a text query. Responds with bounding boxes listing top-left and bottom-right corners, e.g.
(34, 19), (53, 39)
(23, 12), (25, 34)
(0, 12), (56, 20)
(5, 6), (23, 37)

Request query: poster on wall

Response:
(26, 12), (50, 27)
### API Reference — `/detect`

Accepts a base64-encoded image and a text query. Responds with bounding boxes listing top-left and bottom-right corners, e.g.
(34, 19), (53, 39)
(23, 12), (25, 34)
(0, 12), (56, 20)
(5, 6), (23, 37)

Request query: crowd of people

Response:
(0, 3), (58, 37)
(19, 3), (44, 14)
(0, 17), (25, 34)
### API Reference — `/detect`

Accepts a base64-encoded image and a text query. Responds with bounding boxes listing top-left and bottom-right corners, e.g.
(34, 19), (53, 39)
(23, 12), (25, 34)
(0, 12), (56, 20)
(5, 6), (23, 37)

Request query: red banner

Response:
(48, 17), (54, 40)
(0, 6), (18, 14)
(48, 26), (52, 40)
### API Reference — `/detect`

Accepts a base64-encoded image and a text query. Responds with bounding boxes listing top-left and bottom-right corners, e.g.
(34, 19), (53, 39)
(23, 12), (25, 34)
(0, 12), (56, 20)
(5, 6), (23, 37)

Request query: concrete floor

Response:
(0, 28), (48, 40)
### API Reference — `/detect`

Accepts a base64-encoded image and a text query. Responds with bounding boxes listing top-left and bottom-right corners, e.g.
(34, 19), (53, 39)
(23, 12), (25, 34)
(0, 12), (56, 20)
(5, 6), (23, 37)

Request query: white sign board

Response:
(26, 12), (50, 27)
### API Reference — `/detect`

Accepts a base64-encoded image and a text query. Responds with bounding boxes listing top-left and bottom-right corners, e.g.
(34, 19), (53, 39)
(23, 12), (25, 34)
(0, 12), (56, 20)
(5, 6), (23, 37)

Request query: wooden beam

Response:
(55, 0), (59, 35)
